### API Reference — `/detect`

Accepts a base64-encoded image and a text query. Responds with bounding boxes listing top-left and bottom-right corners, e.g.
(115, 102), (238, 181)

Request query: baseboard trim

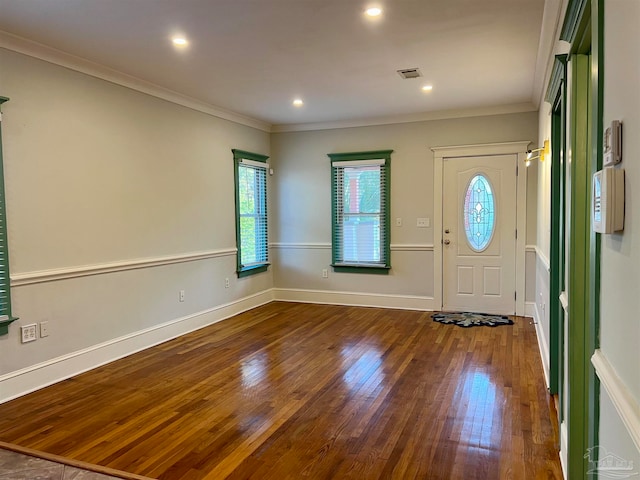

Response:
(560, 421), (568, 479)
(531, 301), (551, 389)
(525, 301), (536, 318)
(0, 289), (274, 404)
(273, 288), (435, 311)
(592, 349), (640, 452)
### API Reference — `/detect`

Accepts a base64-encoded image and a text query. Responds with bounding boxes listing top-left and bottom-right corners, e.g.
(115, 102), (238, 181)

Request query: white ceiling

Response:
(0, 0), (551, 129)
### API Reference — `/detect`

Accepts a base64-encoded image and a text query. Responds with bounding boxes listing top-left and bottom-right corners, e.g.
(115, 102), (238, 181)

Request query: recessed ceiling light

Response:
(293, 99), (304, 107)
(422, 85), (433, 91)
(365, 7), (382, 17)
(172, 37), (189, 47)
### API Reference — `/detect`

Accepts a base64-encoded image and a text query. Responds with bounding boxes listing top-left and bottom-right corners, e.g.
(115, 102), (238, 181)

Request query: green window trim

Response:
(232, 149), (270, 278)
(329, 149), (392, 274)
(560, 0), (589, 43)
(545, 55), (569, 105)
(0, 317), (18, 336)
(237, 264), (269, 278)
(0, 97), (17, 336)
(331, 265), (390, 275)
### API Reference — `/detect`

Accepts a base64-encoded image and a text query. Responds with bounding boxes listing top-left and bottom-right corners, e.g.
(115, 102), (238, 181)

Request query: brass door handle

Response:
(443, 239), (451, 245)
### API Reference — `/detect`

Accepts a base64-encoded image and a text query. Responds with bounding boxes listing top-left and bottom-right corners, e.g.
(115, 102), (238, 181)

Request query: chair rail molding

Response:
(591, 349), (640, 452)
(11, 248), (237, 286)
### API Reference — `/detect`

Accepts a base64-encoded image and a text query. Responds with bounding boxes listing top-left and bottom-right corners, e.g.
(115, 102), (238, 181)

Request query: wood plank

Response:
(0, 441), (155, 480)
(0, 302), (562, 479)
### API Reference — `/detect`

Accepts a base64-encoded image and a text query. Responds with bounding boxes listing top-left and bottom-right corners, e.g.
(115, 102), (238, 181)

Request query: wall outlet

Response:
(179, 290), (185, 302)
(21, 324), (37, 343)
(322, 269), (328, 278)
(417, 217), (430, 228)
(40, 321), (49, 338)
(395, 217), (402, 227)
(225, 278), (230, 288)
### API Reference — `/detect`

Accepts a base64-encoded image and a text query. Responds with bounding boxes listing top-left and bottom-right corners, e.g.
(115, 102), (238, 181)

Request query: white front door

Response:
(442, 154), (517, 314)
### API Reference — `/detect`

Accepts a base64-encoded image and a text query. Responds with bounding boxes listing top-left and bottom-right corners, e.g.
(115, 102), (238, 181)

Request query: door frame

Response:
(432, 141), (530, 316)
(552, 0), (603, 477)
(547, 54), (568, 401)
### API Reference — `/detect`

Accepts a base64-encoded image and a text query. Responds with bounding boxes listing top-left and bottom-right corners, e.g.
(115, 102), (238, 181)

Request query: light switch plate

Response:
(417, 218), (430, 228)
(40, 321), (49, 337)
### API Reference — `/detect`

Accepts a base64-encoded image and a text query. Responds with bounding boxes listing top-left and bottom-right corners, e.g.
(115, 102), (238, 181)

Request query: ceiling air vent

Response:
(397, 68), (422, 79)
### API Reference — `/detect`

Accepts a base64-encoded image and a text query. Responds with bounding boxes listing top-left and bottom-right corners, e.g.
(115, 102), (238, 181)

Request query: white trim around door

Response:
(431, 141), (531, 316)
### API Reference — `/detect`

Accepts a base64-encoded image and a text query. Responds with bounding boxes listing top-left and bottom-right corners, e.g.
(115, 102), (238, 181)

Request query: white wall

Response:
(599, 386), (640, 473)
(597, 0), (640, 458)
(0, 48), (273, 400)
(271, 113), (538, 308)
(535, 99), (553, 385)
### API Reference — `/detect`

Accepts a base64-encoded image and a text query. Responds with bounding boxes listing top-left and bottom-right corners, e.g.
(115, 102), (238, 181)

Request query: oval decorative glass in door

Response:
(463, 174), (495, 251)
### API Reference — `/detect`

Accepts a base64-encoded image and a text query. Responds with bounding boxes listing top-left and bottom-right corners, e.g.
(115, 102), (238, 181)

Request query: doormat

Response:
(431, 311), (514, 328)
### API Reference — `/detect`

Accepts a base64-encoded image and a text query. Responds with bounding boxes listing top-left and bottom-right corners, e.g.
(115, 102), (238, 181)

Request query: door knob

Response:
(443, 239), (451, 245)
(444, 229), (450, 234)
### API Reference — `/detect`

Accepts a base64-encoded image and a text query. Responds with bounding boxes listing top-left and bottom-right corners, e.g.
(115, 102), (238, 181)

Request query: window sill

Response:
(0, 316), (18, 336)
(237, 264), (269, 278)
(331, 264), (390, 275)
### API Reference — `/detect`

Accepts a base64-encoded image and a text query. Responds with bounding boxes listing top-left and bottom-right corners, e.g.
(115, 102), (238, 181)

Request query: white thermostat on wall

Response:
(603, 120), (622, 166)
(593, 167), (625, 234)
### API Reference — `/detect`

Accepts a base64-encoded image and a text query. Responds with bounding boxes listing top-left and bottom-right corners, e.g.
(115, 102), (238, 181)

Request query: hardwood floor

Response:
(0, 302), (562, 479)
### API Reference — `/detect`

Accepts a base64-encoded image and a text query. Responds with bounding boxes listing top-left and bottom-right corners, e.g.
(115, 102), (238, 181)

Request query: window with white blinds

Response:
(232, 149), (269, 278)
(329, 150), (392, 274)
(0, 97), (15, 336)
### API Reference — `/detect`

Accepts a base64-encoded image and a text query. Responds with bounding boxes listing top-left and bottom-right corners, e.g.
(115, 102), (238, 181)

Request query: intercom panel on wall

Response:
(593, 167), (625, 234)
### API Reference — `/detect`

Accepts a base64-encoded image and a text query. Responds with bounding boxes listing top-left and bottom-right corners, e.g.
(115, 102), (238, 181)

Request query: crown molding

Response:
(0, 30), (272, 133)
(271, 103), (537, 133)
(0, 29), (539, 135)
